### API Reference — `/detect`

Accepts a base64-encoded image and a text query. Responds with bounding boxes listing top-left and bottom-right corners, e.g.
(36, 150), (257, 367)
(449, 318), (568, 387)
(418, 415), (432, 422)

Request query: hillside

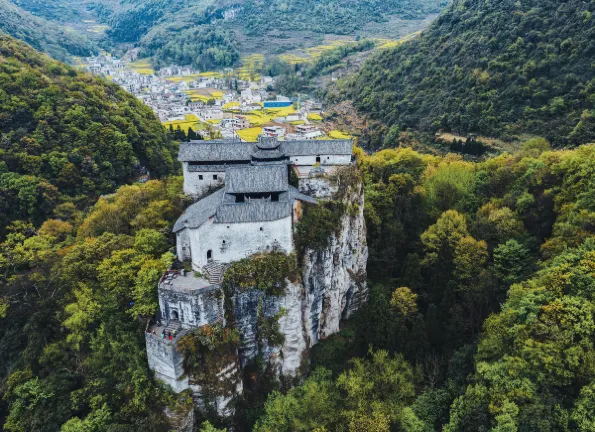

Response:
(0, 0), (95, 61)
(0, 35), (177, 234)
(89, 0), (447, 68)
(337, 0), (595, 147)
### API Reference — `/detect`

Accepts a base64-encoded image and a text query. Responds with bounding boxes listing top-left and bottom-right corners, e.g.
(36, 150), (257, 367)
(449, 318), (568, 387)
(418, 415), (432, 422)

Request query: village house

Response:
(179, 135), (353, 196)
(262, 125), (286, 137)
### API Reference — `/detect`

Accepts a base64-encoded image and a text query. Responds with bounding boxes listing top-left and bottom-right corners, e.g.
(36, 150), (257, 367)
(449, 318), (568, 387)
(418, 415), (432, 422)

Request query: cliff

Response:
(230, 176), (368, 377)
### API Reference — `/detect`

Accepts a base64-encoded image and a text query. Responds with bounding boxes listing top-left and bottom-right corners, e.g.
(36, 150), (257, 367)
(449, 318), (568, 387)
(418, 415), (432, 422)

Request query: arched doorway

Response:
(171, 310), (179, 321)
(316, 156), (321, 163)
(207, 249), (213, 261)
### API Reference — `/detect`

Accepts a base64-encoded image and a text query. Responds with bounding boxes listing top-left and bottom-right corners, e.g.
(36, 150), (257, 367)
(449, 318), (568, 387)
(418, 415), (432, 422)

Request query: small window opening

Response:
(198, 175), (203, 180)
(207, 250), (212, 260)
(260, 227), (263, 231)
(213, 174), (218, 180)
(316, 156), (321, 163)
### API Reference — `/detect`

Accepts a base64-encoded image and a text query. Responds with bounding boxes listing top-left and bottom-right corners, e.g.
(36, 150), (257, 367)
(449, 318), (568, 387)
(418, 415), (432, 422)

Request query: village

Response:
(84, 54), (347, 142)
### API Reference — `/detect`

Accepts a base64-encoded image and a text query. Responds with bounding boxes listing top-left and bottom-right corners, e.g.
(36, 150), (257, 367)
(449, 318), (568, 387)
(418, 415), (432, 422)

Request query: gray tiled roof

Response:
(282, 140), (352, 156)
(252, 149), (286, 159)
(288, 186), (318, 204)
(179, 141), (253, 162)
(179, 138), (352, 162)
(225, 165), (288, 194)
(215, 202), (292, 223)
(173, 189), (224, 232)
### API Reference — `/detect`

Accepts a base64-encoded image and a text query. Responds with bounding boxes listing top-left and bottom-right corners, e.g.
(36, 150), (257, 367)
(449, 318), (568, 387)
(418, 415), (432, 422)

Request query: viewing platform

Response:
(158, 269), (216, 292)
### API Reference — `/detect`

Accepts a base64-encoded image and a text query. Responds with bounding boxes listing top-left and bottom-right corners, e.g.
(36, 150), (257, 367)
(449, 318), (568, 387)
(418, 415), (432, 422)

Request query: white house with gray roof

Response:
(174, 164), (317, 270)
(179, 135), (353, 196)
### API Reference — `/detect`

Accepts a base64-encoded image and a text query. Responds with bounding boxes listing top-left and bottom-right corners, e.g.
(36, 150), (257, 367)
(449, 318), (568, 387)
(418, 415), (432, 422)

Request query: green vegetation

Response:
(294, 201), (346, 253)
(0, 35), (177, 234)
(337, 0), (595, 147)
(177, 324), (241, 415)
(254, 139), (595, 431)
(142, 26), (240, 70)
(88, 0), (444, 67)
(0, 178), (187, 431)
(222, 251), (298, 296)
(272, 39), (377, 96)
(0, 0), (95, 61)
(254, 350), (417, 431)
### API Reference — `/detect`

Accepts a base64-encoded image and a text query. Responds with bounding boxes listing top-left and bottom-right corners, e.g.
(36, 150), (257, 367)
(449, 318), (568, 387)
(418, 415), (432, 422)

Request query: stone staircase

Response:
(164, 320), (181, 335)
(203, 260), (227, 284)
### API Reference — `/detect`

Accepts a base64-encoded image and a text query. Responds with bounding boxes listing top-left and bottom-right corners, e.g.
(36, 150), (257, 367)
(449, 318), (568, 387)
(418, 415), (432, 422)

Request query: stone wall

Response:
(158, 285), (223, 328)
(145, 332), (189, 392)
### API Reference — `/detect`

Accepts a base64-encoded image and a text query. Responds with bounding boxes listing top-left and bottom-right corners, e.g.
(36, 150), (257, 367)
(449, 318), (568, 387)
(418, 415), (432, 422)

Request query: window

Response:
(213, 174), (218, 180)
(198, 175), (203, 180)
(207, 250), (212, 260)
(316, 156), (321, 163)
(260, 227), (263, 231)
(222, 240), (226, 244)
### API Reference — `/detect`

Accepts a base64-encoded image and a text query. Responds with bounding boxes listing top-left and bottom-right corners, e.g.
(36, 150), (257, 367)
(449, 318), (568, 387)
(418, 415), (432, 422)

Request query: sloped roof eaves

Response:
(178, 141), (253, 162)
(225, 165), (289, 193)
(283, 140), (352, 156)
(288, 186), (318, 204)
(173, 189), (224, 232)
(214, 202), (292, 223)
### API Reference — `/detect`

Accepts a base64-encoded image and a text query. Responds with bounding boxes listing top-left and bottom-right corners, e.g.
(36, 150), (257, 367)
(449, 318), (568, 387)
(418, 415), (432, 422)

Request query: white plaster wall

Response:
(188, 216), (293, 268)
(182, 162), (225, 196)
(176, 230), (192, 261)
(290, 154), (352, 166)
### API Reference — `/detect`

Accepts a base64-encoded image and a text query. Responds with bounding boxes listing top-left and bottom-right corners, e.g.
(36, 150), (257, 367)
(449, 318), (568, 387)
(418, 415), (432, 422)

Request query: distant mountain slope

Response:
(0, 35), (177, 232)
(337, 0), (595, 146)
(0, 0), (94, 61)
(89, 0), (447, 68)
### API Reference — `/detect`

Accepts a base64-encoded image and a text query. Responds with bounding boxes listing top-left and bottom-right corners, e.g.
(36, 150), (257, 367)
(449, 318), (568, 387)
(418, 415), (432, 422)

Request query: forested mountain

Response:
(255, 140), (595, 431)
(89, 0), (446, 68)
(0, 35), (177, 235)
(336, 0), (595, 147)
(0, 0), (95, 61)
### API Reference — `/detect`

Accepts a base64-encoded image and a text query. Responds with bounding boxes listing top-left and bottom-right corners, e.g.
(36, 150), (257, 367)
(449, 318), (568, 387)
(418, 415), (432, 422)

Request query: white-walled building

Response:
(178, 136), (353, 196)
(174, 165), (317, 270)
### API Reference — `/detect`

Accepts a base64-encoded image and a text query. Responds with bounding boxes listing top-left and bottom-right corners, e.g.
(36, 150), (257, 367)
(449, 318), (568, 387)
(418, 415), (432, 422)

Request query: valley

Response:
(3, 0), (595, 431)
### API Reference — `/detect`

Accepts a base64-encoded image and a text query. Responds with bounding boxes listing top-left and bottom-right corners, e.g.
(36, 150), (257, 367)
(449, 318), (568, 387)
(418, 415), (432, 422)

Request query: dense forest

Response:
(335, 0), (595, 147)
(255, 139), (595, 431)
(0, 35), (178, 235)
(88, 0), (445, 68)
(0, 0), (95, 61)
(4, 126), (595, 430)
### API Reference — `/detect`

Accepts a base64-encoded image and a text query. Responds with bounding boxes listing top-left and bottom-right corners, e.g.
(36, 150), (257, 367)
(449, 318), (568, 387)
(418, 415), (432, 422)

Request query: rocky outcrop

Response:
(231, 179), (368, 377)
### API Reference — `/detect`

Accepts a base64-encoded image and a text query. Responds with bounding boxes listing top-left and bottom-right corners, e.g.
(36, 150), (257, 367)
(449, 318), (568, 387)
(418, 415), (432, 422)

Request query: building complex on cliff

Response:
(145, 135), (355, 396)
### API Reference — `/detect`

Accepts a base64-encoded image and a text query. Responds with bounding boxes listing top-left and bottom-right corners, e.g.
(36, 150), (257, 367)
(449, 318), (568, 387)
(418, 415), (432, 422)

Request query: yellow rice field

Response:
(328, 130), (351, 139)
(162, 114), (208, 133)
(236, 127), (262, 142)
(307, 113), (323, 121)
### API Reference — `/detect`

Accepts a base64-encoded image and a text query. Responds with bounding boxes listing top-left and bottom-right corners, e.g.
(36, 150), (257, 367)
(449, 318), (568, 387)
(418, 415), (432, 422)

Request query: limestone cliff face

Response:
(231, 180), (368, 377)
